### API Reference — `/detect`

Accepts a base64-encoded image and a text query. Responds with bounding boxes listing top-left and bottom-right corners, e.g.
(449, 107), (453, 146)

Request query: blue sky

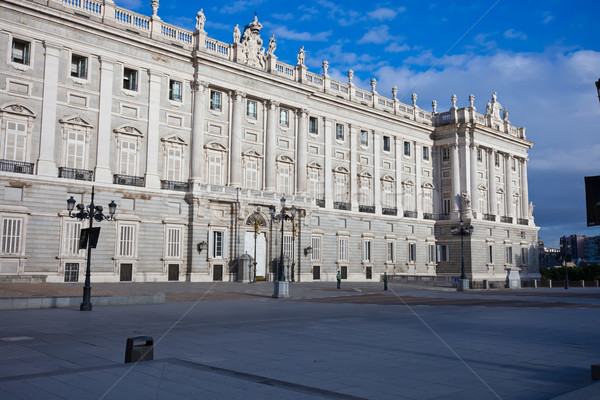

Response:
(118, 0), (600, 248)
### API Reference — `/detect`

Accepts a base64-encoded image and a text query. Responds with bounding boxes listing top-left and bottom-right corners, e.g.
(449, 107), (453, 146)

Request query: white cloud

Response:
(266, 24), (332, 42)
(504, 29), (528, 40)
(358, 25), (398, 45)
(367, 7), (406, 21)
(543, 11), (554, 24)
(385, 43), (410, 53)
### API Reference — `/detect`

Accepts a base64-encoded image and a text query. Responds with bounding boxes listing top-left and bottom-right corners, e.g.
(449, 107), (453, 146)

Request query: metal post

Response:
(80, 187), (95, 311)
(253, 226), (257, 282)
(279, 213), (285, 281)
(460, 230), (466, 280)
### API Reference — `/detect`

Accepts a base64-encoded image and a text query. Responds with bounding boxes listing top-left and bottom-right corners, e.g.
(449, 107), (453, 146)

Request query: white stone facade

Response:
(0, 0), (539, 286)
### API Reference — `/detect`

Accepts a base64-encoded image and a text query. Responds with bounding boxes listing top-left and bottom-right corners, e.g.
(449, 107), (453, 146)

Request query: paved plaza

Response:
(0, 282), (599, 399)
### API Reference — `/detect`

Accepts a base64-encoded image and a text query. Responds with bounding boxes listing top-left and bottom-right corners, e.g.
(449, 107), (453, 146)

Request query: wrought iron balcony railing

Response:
(160, 180), (189, 191)
(382, 207), (397, 216)
(333, 201), (351, 211)
(0, 159), (34, 174)
(359, 205), (375, 213)
(58, 167), (93, 181)
(113, 174), (145, 187)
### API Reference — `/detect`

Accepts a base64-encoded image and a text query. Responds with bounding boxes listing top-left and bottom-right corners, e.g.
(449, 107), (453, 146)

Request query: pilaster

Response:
(296, 109), (308, 195)
(450, 142), (460, 216)
(264, 100), (278, 191)
(190, 80), (208, 183)
(395, 137), (403, 215)
(230, 91), (245, 187)
(487, 149), (496, 219)
(349, 124), (358, 212)
(521, 158), (530, 222)
(324, 117), (333, 209)
(415, 142), (422, 217)
(144, 71), (162, 188)
(469, 143), (479, 218)
(37, 42), (61, 177)
(373, 132), (381, 214)
(505, 154), (514, 220)
(94, 56), (115, 183)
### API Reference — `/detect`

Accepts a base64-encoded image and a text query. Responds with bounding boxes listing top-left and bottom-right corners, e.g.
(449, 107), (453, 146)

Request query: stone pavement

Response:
(0, 282), (599, 399)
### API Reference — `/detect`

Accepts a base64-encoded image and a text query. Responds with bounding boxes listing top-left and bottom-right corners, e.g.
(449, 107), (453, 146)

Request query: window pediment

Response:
(161, 134), (188, 146)
(333, 166), (349, 174)
(402, 178), (414, 186)
(242, 149), (263, 158)
(358, 170), (372, 179)
(60, 115), (94, 129)
(496, 188), (505, 194)
(276, 154), (294, 164)
(381, 174), (395, 183)
(204, 141), (227, 152)
(478, 184), (487, 191)
(421, 182), (434, 189)
(308, 161), (322, 169)
(114, 125), (143, 137)
(1, 103), (36, 117)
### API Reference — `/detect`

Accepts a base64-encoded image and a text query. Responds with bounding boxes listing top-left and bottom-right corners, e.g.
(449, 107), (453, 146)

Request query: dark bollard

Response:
(125, 336), (154, 363)
(383, 273), (388, 290)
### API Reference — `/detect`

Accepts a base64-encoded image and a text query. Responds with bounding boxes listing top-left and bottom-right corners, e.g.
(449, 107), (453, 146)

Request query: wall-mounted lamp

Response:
(197, 241), (207, 253)
(304, 246), (313, 257)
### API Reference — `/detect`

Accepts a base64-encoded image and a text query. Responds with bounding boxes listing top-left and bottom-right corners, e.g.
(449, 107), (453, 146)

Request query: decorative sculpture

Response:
(267, 34), (276, 55)
(195, 9), (206, 31)
(233, 24), (240, 43)
(297, 46), (305, 65)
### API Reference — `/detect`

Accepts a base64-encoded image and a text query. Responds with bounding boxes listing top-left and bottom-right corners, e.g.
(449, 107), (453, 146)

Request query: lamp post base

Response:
(272, 281), (290, 298)
(457, 279), (470, 292)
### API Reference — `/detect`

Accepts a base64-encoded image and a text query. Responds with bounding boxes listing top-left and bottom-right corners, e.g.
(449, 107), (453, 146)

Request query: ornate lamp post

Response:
(247, 212), (263, 282)
(66, 186), (116, 311)
(451, 218), (474, 292)
(291, 222), (298, 282)
(269, 196), (296, 298)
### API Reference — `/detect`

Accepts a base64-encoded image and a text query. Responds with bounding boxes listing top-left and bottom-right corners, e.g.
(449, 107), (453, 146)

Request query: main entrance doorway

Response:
(244, 231), (267, 280)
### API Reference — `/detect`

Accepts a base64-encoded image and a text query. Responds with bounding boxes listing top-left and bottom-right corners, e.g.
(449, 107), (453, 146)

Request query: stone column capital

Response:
(268, 100), (279, 110)
(233, 91), (246, 101)
(193, 80), (209, 92)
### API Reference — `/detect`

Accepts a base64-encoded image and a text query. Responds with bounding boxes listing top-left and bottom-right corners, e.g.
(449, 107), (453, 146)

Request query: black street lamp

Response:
(269, 196), (296, 298)
(451, 218), (474, 291)
(66, 186), (116, 311)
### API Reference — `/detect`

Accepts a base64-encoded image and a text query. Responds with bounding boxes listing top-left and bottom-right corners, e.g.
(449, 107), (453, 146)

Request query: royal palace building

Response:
(0, 0), (539, 287)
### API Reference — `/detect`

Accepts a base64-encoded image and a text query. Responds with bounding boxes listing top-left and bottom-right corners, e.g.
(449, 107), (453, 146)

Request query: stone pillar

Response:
(451, 143), (460, 215)
(296, 109), (308, 194)
(488, 149), (496, 217)
(470, 143), (479, 217)
(145, 71), (162, 188)
(395, 137), (403, 215)
(37, 42), (60, 177)
(324, 117), (333, 209)
(264, 100), (278, 191)
(349, 124), (358, 211)
(373, 131), (381, 214)
(504, 154), (514, 220)
(415, 142), (422, 217)
(521, 158), (530, 220)
(230, 91), (245, 187)
(432, 146), (440, 215)
(190, 81), (208, 183)
(94, 56), (114, 183)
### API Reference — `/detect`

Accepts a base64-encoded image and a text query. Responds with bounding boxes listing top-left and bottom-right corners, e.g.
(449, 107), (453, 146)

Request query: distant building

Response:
(0, 0), (539, 286)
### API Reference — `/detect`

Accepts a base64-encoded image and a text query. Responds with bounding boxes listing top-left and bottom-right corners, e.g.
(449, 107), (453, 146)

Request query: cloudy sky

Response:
(118, 0), (600, 248)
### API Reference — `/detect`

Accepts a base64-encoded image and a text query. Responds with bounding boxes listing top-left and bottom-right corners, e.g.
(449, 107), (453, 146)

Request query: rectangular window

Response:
(279, 109), (289, 127)
(71, 54), (87, 79)
(338, 237), (348, 262)
(278, 165), (290, 194)
(409, 243), (416, 262)
(382, 182), (394, 208)
(506, 246), (513, 264)
(309, 117), (318, 135)
(360, 130), (368, 147)
(335, 124), (344, 140)
(442, 147), (450, 162)
(1, 217), (22, 255)
(119, 224), (135, 257)
(521, 247), (529, 264)
(308, 169), (321, 199)
(404, 141), (411, 156)
(311, 236), (321, 261)
(213, 231), (224, 258)
(245, 159), (258, 189)
(64, 221), (82, 256)
(422, 146), (429, 161)
(511, 158), (516, 171)
(64, 263), (79, 282)
(119, 140), (137, 176)
(247, 100), (257, 119)
(428, 244), (436, 263)
(122, 68), (138, 91)
(443, 192), (451, 215)
(283, 234), (293, 258)
(166, 227), (182, 258)
(208, 153), (222, 186)
(11, 39), (30, 65)
(383, 136), (391, 152)
(363, 240), (372, 262)
(387, 242), (395, 262)
(477, 148), (483, 162)
(335, 175), (347, 202)
(437, 245), (449, 262)
(166, 148), (182, 181)
(488, 245), (494, 264)
(169, 80), (182, 102)
(210, 91), (222, 111)
(66, 131), (86, 169)
(360, 179), (371, 205)
(495, 153), (500, 167)
(5, 120), (27, 162)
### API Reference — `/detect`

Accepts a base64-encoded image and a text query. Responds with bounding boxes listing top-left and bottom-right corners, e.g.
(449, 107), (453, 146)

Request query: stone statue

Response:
(195, 9), (206, 31)
(348, 69), (354, 84)
(392, 86), (398, 100)
(371, 78), (377, 92)
(451, 94), (457, 108)
(233, 24), (240, 43)
(503, 107), (509, 121)
(432, 100), (437, 113)
(322, 60), (329, 76)
(490, 91), (502, 119)
(151, 0), (159, 17)
(267, 35), (276, 55)
(297, 46), (305, 65)
(239, 15), (266, 69)
(411, 93), (417, 107)
(528, 202), (534, 217)
(486, 100), (492, 115)
(469, 94), (474, 108)
(462, 192), (471, 209)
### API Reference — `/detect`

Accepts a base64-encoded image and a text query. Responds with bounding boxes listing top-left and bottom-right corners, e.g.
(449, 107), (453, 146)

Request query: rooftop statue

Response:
(487, 91), (502, 120)
(297, 46), (305, 66)
(267, 34), (276, 55)
(240, 15), (266, 69)
(195, 9), (206, 32)
(233, 24), (240, 43)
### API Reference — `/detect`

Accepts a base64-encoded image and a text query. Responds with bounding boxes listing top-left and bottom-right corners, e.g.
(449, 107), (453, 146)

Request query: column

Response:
(230, 91), (245, 187)
(415, 142), (422, 217)
(95, 56), (115, 183)
(349, 124), (358, 212)
(190, 81), (208, 183)
(324, 117), (333, 208)
(487, 149), (496, 217)
(470, 144), (479, 217)
(521, 158), (529, 221)
(451, 143), (460, 215)
(264, 100), (278, 191)
(395, 137), (403, 215)
(145, 71), (161, 188)
(504, 154), (514, 220)
(296, 109), (308, 194)
(37, 42), (60, 177)
(432, 146), (440, 216)
(373, 132), (381, 213)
